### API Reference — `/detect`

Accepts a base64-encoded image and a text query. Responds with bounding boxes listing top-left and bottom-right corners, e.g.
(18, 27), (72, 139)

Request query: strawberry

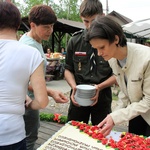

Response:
(70, 120), (150, 150)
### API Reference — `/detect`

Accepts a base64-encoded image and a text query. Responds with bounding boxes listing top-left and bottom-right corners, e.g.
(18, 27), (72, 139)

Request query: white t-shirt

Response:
(0, 39), (43, 145)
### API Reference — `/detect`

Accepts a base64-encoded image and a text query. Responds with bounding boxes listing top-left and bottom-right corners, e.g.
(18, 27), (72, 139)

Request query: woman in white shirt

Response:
(0, 2), (49, 149)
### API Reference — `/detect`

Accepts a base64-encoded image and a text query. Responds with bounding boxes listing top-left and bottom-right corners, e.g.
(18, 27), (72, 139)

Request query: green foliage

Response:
(59, 116), (68, 124)
(40, 113), (68, 124)
(112, 86), (119, 101)
(112, 93), (118, 101)
(56, 0), (80, 21)
(42, 36), (53, 52)
(14, 0), (81, 21)
(40, 113), (55, 121)
(19, 0), (43, 17)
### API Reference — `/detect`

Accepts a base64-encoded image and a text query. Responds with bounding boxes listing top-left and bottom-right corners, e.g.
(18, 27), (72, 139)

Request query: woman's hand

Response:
(97, 114), (115, 137)
(48, 88), (68, 103)
(25, 95), (32, 108)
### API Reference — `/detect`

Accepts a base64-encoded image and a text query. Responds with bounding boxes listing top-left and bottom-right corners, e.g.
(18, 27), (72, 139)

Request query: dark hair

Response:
(86, 16), (127, 47)
(80, 0), (103, 17)
(61, 47), (65, 52)
(0, 2), (21, 31)
(29, 4), (57, 25)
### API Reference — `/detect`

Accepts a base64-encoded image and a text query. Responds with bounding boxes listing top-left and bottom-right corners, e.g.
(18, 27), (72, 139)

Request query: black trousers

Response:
(129, 115), (150, 137)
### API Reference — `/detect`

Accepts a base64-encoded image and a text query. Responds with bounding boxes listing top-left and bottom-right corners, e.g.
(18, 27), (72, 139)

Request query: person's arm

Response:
(98, 75), (117, 91)
(28, 71), (68, 104)
(64, 69), (76, 90)
(64, 69), (79, 106)
(64, 37), (80, 106)
(91, 75), (117, 106)
(47, 88), (68, 103)
(27, 62), (49, 109)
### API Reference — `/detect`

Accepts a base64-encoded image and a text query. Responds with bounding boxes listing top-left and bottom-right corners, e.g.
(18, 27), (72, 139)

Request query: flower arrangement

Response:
(40, 112), (68, 124)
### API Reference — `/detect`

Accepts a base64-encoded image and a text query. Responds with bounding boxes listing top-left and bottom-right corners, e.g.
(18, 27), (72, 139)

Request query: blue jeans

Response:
(0, 139), (26, 150)
(24, 109), (40, 150)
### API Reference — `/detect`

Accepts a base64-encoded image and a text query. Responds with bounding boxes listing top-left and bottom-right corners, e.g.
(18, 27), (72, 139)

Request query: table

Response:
(45, 57), (65, 81)
(46, 57), (60, 61)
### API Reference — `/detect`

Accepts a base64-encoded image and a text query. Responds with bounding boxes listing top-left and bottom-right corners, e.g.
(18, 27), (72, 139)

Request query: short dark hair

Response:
(0, 2), (21, 31)
(29, 4), (57, 25)
(86, 16), (127, 47)
(80, 0), (103, 17)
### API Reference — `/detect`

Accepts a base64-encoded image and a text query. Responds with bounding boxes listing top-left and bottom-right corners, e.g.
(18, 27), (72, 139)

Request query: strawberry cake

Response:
(37, 121), (150, 150)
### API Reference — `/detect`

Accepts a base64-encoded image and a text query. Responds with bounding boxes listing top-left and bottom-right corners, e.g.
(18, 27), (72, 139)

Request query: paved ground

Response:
(46, 79), (71, 93)
(42, 79), (71, 115)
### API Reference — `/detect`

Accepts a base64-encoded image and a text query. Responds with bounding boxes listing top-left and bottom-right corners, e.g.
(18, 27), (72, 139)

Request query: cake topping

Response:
(70, 120), (150, 150)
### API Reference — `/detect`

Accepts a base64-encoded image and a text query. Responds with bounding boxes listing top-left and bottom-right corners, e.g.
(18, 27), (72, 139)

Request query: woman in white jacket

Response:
(86, 15), (150, 137)
(0, 2), (49, 149)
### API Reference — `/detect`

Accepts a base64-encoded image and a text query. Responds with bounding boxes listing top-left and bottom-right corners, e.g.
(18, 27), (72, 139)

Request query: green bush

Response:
(40, 113), (68, 124)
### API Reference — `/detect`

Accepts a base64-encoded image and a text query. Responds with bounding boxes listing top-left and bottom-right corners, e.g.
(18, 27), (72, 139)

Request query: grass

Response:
(111, 85), (119, 101)
(112, 93), (118, 101)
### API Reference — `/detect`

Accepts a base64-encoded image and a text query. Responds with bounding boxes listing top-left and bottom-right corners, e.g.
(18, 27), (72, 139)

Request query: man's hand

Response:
(97, 114), (115, 137)
(90, 84), (99, 106)
(71, 87), (80, 107)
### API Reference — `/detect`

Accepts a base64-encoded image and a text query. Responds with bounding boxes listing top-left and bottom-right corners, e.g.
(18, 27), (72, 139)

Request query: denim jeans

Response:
(0, 139), (26, 150)
(24, 109), (40, 150)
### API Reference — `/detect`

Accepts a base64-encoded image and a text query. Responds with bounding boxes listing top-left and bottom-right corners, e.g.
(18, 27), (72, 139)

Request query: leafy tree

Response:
(54, 0), (81, 51)
(56, 0), (80, 21)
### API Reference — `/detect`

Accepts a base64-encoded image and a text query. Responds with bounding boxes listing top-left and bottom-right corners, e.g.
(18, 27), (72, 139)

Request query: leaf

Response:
(40, 112), (67, 124)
